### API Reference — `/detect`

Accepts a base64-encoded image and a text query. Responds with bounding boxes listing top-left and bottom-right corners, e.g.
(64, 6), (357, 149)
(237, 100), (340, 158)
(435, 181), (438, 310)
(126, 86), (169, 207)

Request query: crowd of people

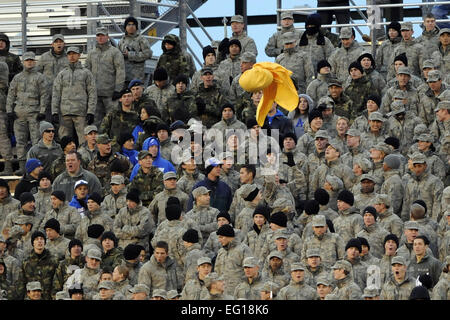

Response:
(0, 10), (449, 301)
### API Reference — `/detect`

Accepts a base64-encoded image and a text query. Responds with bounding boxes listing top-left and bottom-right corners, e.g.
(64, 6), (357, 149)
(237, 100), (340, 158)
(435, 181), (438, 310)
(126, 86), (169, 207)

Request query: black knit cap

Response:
(123, 244), (141, 260)
(166, 196), (181, 207)
(221, 102), (235, 113)
(314, 188), (330, 205)
(88, 192), (103, 205)
(409, 286), (430, 300)
(269, 212), (287, 227)
(153, 67), (168, 81)
(20, 192), (35, 206)
(228, 38), (242, 51)
(283, 132), (297, 144)
(305, 13), (322, 27)
(68, 239), (83, 251)
(38, 171), (53, 183)
(124, 16), (138, 28)
(412, 200), (427, 214)
(174, 74), (189, 86)
(0, 179), (10, 194)
(363, 206), (378, 219)
(384, 137), (400, 150)
(345, 238), (362, 252)
(246, 118), (258, 129)
(394, 53), (408, 66)
(202, 45), (216, 60)
(118, 132), (135, 147)
(87, 224), (105, 238)
(253, 204), (270, 221)
(166, 204), (182, 221)
(31, 231), (46, 245)
(357, 236), (370, 249)
(383, 234), (399, 248)
(217, 224), (235, 237)
(348, 61), (364, 74)
(366, 94), (381, 108)
(308, 108), (323, 123)
(60, 135), (77, 150)
(387, 21), (401, 34)
(156, 123), (170, 133)
(44, 218), (60, 234)
(316, 59), (331, 73)
(126, 188), (140, 204)
(357, 52), (376, 68)
(182, 229), (199, 243)
(304, 200), (320, 215)
(337, 190), (354, 206)
(216, 211), (231, 223)
(101, 231), (118, 247)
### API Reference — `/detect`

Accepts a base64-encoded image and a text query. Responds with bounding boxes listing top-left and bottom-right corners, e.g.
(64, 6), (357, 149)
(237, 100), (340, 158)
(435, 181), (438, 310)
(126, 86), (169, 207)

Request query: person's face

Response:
(388, 28), (399, 39)
(131, 85), (144, 100)
(23, 59), (36, 69)
(157, 130), (169, 143)
(139, 250), (146, 263)
(250, 125), (260, 138)
(204, 52), (216, 65)
(436, 108), (450, 122)
(217, 217), (229, 228)
(275, 237), (288, 251)
(440, 33), (450, 46)
(70, 244), (82, 258)
(209, 165), (221, 177)
(253, 214), (266, 227)
(111, 183), (124, 195)
(231, 21), (244, 34)
(239, 167), (252, 184)
(361, 245), (369, 256)
(313, 225), (326, 236)
(281, 18), (293, 28)
(392, 263), (406, 280)
(333, 268), (346, 280)
(198, 263), (212, 277)
(75, 185), (89, 200)
(307, 256), (321, 268)
(413, 238), (427, 256)
(140, 155), (153, 169)
(291, 270), (305, 283)
(99, 288), (114, 300)
(229, 44), (241, 56)
(244, 266), (259, 278)
(132, 292), (147, 300)
(126, 22), (137, 34)
(384, 239), (398, 256)
(50, 195), (63, 209)
(397, 73), (410, 86)
(96, 34), (109, 45)
(283, 137), (296, 150)
(33, 236), (45, 251)
(176, 81), (186, 93)
(154, 247), (168, 263)
(401, 29), (413, 41)
(64, 141), (76, 153)
(337, 200), (351, 211)
(346, 247), (360, 260)
(363, 212), (376, 226)
(361, 180), (375, 194)
(240, 61), (253, 73)
(42, 127), (55, 141)
(298, 97), (309, 112)
(120, 93), (133, 107)
(45, 228), (59, 241)
(350, 67), (363, 79)
(428, 79), (442, 92)
(71, 292), (83, 300)
(218, 235), (233, 247)
(66, 154), (81, 173)
(86, 131), (97, 144)
(341, 37), (353, 48)
(412, 163), (427, 176)
(251, 90), (263, 106)
(30, 166), (43, 179)
(317, 284), (331, 298)
(87, 199), (100, 212)
(366, 99), (379, 113)
(310, 117), (323, 131)
(163, 177), (177, 190)
(196, 192), (211, 206)
(417, 140), (432, 152)
(346, 135), (360, 148)
(0, 40), (6, 50)
(373, 202), (386, 214)
(319, 66), (330, 74)
(360, 57), (372, 69)
(260, 290), (272, 300)
(423, 67), (433, 79)
(27, 290), (42, 300)
(394, 60), (405, 72)
(112, 266), (122, 282)
(154, 80), (167, 89)
(164, 42), (174, 50)
(97, 143), (111, 157)
(329, 85), (343, 99)
(405, 228), (419, 243)
(314, 137), (328, 151)
(322, 108), (333, 119)
(269, 257), (282, 271)
(102, 238), (115, 252)
(22, 200), (35, 212)
(39, 177), (51, 189)
(283, 42), (295, 49)
(325, 145), (339, 161)
(100, 273), (112, 281)
(222, 107), (234, 120)
(369, 120), (382, 133)
(67, 51), (80, 63)
(0, 186), (8, 200)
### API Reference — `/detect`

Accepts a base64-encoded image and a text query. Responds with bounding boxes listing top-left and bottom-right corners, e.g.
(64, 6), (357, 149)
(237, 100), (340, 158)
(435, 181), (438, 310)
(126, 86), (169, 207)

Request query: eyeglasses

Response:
(44, 130), (55, 133)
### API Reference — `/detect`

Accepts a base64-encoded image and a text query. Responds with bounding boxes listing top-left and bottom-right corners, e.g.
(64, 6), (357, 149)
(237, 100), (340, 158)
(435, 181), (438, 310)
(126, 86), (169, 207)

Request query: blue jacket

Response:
(132, 124), (143, 143)
(121, 147), (139, 166)
(130, 137), (175, 180)
(265, 108), (294, 139)
(186, 177), (232, 213)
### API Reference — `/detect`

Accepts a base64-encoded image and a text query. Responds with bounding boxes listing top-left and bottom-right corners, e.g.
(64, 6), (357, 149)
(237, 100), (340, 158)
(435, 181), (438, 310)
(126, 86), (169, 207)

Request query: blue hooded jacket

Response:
(130, 137), (175, 180)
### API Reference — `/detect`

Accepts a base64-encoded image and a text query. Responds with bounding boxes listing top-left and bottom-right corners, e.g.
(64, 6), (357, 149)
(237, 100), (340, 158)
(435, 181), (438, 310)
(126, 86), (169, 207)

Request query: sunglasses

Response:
(44, 130), (55, 133)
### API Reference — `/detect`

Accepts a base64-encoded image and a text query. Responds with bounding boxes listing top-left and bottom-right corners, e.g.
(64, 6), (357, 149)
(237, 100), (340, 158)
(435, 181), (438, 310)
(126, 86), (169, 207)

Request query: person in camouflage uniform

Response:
(217, 39), (242, 85)
(229, 15), (258, 57)
(416, 14), (441, 59)
(356, 207), (390, 259)
(376, 21), (402, 80)
(163, 75), (197, 124)
(380, 155), (404, 217)
(156, 34), (195, 85)
(43, 218), (70, 261)
(332, 190), (364, 245)
(265, 11), (302, 58)
(0, 179), (19, 228)
(229, 53), (255, 117)
(100, 232), (124, 270)
(143, 67), (174, 120)
(415, 133), (447, 181)
(52, 46), (96, 144)
(0, 32), (23, 83)
(3, 192), (44, 237)
(176, 152), (205, 196)
(431, 255), (450, 300)
(6, 52), (49, 173)
(118, 17), (153, 84)
(100, 175), (127, 220)
(129, 151), (164, 207)
(380, 255), (416, 300)
(359, 113), (389, 151)
(418, 70), (448, 126)
(431, 28), (450, 77)
(276, 32), (314, 94)
(85, 27), (125, 127)
(0, 60), (13, 176)
(325, 260), (363, 300)
(19, 231), (59, 300)
(322, 78), (353, 123)
(352, 52), (386, 94)
(180, 256), (212, 300)
(233, 256), (266, 300)
(306, 60), (335, 103)
(328, 27), (365, 83)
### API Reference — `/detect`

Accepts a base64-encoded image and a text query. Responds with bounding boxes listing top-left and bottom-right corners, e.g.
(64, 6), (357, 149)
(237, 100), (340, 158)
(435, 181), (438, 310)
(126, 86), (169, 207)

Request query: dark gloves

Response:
(195, 97), (206, 116)
(112, 91), (122, 100)
(6, 112), (16, 122)
(51, 114), (59, 125)
(86, 113), (94, 125)
(36, 113), (46, 121)
(218, 38), (230, 55)
(284, 152), (296, 167)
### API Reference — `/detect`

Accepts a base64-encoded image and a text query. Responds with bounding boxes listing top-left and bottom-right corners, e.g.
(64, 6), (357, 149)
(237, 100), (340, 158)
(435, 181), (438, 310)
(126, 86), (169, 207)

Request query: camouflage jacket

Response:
(378, 208), (404, 238)
(418, 84), (447, 126)
(0, 196), (20, 229)
(180, 274), (206, 300)
(260, 228), (302, 262)
(6, 67), (49, 116)
(194, 82), (231, 128)
(51, 255), (85, 297)
(38, 202), (81, 239)
(333, 207), (364, 244)
(301, 232), (346, 268)
(431, 43), (450, 77)
(275, 46), (314, 93)
(35, 49), (69, 90)
(386, 113), (424, 154)
(144, 82), (175, 116)
(306, 73), (333, 103)
(101, 247), (124, 270)
(191, 62), (230, 94)
(163, 89), (197, 124)
(380, 170), (404, 217)
(344, 74), (378, 120)
(129, 166), (164, 207)
(375, 36), (402, 79)
(233, 273), (266, 300)
(203, 228), (243, 259)
(3, 209), (44, 235)
(157, 34), (194, 84)
(64, 266), (101, 300)
(217, 54), (241, 85)
(230, 31), (258, 57)
(325, 275), (362, 300)
(391, 38), (425, 78)
(265, 25), (302, 57)
(45, 235), (70, 261)
(176, 169), (205, 196)
(431, 272), (450, 300)
(380, 275), (416, 300)
(118, 32), (152, 82)
(85, 41), (125, 96)
(298, 32), (335, 78)
(184, 204), (219, 245)
(138, 255), (180, 295)
(277, 279), (319, 300)
(51, 61), (97, 116)
(74, 208), (113, 244)
(243, 223), (271, 261)
(328, 41), (365, 82)
(356, 223), (390, 259)
(101, 187), (128, 219)
(113, 204), (153, 250)
(99, 108), (140, 146)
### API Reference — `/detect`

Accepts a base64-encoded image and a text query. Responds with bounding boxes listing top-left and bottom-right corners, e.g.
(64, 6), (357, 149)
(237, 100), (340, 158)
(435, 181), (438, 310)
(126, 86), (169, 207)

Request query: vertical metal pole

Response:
(179, 0), (187, 52)
(87, 3), (98, 51)
(129, 0), (141, 30)
(277, 0), (282, 27)
(21, 0), (27, 54)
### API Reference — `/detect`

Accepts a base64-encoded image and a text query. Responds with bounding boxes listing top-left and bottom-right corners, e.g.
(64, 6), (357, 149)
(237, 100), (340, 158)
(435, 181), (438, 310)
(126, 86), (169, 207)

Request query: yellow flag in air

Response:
(239, 62), (299, 126)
